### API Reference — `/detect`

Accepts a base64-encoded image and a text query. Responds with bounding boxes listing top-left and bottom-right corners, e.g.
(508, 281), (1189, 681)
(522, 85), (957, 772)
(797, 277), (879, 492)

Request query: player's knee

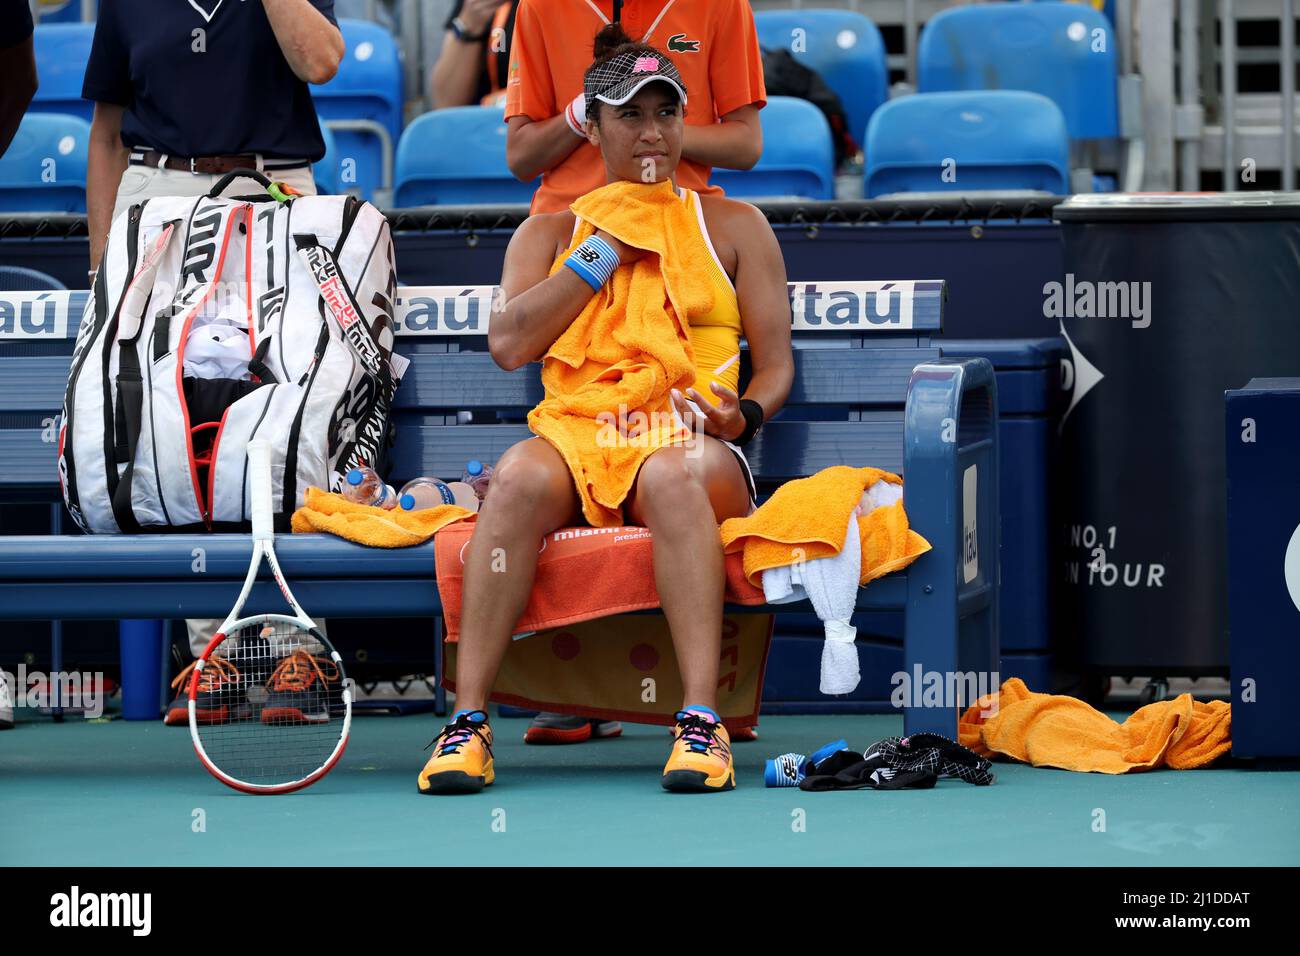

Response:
(636, 450), (708, 518)
(485, 449), (571, 523)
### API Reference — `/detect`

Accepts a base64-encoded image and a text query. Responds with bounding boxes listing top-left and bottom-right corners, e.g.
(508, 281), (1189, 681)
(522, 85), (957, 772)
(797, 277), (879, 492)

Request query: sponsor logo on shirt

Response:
(666, 33), (700, 53)
(188, 0), (225, 23)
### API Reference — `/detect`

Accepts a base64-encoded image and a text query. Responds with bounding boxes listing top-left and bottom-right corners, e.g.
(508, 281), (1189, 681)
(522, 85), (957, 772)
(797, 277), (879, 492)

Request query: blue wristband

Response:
(564, 234), (621, 292)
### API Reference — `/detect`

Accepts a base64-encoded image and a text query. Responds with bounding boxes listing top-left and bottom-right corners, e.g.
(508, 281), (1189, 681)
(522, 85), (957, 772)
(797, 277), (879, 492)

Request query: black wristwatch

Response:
(451, 16), (489, 42)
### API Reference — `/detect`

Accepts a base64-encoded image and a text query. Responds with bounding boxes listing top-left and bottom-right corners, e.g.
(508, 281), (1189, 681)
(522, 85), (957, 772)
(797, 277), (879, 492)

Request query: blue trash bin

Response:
(1225, 378), (1300, 758)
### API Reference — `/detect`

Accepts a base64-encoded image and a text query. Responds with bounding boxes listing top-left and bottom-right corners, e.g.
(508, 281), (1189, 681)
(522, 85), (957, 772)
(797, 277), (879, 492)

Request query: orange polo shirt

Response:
(504, 0), (767, 215)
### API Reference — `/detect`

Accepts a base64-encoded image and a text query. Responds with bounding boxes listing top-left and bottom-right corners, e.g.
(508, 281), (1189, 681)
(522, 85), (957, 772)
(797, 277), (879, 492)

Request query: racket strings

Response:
(192, 619), (348, 789)
(173, 656), (241, 695)
(268, 649), (340, 692)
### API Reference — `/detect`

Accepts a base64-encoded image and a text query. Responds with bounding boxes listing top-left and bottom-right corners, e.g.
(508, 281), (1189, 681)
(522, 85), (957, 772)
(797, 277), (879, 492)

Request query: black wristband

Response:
(732, 398), (764, 447)
(450, 16), (489, 42)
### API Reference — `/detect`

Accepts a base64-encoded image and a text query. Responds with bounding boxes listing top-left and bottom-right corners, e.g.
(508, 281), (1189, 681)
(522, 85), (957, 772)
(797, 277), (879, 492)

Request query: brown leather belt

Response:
(129, 150), (308, 174)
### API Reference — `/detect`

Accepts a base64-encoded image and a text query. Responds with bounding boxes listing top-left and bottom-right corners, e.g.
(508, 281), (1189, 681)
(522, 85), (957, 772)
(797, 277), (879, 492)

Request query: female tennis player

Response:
(418, 24), (793, 795)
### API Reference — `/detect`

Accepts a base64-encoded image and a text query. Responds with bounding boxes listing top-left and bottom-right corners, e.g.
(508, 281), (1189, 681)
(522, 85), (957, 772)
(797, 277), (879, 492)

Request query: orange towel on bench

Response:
(719, 465), (932, 587)
(290, 486), (475, 547)
(434, 521), (774, 729)
(434, 521), (768, 640)
(959, 678), (1233, 773)
(527, 179), (716, 528)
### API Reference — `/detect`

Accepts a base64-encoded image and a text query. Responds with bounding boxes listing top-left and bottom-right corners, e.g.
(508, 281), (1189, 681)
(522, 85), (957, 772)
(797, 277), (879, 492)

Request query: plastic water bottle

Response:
(462, 459), (493, 500)
(397, 477), (453, 511)
(398, 477), (479, 512)
(342, 466), (398, 510)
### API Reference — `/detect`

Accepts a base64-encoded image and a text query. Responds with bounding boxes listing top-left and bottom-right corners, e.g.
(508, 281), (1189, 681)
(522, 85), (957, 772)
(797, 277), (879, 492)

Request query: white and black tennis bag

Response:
(58, 171), (407, 534)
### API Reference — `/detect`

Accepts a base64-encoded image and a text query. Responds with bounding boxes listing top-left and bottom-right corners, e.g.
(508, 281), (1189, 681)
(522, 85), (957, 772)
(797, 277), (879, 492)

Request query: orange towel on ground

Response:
(719, 465), (932, 587)
(527, 179), (716, 527)
(290, 486), (475, 547)
(959, 678), (1233, 773)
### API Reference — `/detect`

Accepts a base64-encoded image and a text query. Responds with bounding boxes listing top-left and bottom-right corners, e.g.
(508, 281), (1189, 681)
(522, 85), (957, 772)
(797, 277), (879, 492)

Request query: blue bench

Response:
(0, 280), (998, 737)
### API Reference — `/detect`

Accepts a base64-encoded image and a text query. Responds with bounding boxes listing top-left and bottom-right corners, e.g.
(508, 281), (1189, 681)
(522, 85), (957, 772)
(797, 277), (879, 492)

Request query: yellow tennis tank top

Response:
(549, 185), (743, 406)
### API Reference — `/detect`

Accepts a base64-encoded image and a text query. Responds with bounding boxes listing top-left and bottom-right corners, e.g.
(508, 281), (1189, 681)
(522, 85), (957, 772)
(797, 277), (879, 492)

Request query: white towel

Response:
(183, 318), (253, 380)
(761, 503), (863, 695)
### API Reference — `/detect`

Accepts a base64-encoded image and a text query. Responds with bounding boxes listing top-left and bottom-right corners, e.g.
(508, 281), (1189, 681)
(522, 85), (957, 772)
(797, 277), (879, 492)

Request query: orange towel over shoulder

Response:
(528, 179), (716, 527)
(960, 677), (1232, 773)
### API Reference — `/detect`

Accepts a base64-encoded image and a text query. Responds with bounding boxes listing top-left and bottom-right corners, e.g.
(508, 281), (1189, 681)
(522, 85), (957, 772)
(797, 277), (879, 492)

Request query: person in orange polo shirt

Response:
(504, 0), (766, 215)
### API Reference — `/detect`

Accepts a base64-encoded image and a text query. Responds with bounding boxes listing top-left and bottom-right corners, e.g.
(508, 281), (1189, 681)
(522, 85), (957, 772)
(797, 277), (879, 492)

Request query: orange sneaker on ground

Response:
(164, 657), (241, 726)
(662, 708), (735, 793)
(418, 709), (495, 795)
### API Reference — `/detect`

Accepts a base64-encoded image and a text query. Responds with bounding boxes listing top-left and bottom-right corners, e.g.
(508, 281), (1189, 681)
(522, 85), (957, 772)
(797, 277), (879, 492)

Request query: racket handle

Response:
(248, 439), (274, 541)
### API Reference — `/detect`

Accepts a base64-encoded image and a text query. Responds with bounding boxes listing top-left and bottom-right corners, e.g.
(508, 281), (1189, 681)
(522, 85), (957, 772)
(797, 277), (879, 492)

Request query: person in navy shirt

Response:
(0, 0), (37, 156)
(83, 0), (343, 276)
(81, 0), (342, 669)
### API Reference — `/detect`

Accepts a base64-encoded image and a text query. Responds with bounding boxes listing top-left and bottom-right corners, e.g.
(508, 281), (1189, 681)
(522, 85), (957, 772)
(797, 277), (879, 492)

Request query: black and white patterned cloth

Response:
(797, 732), (995, 791)
(867, 733), (996, 786)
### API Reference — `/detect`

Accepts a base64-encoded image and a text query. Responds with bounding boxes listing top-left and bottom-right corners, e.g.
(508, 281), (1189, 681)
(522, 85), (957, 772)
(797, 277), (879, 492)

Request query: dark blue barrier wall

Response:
(386, 222), (1064, 340)
(1, 199), (1064, 341)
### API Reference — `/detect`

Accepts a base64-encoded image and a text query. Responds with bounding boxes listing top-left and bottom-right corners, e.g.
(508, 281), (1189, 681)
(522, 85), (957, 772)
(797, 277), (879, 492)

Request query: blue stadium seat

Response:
(31, 23), (96, 123)
(313, 122), (341, 194)
(311, 19), (403, 202)
(918, 1), (1118, 140)
(0, 113), (90, 213)
(394, 108), (538, 206)
(709, 96), (835, 201)
(864, 91), (1070, 198)
(1038, 0), (1117, 27)
(753, 9), (887, 152)
(0, 266), (66, 291)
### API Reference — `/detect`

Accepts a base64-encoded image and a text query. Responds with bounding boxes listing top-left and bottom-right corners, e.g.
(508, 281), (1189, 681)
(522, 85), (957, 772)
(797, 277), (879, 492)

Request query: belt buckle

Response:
(190, 157), (198, 175)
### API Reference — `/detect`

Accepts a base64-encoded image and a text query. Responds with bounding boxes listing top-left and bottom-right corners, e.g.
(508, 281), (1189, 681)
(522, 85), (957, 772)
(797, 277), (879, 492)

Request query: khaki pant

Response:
(109, 161), (323, 658)
(186, 617), (330, 658)
(111, 161), (317, 222)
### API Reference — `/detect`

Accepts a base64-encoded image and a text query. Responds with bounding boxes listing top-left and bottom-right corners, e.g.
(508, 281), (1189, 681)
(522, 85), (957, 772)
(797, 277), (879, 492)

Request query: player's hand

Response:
(461, 0), (501, 33)
(670, 383), (746, 442)
(594, 229), (649, 264)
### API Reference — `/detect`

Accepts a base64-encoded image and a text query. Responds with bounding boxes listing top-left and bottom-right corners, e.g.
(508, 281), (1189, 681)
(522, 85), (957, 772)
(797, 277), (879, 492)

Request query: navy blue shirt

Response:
(82, 0), (337, 161)
(0, 0), (34, 49)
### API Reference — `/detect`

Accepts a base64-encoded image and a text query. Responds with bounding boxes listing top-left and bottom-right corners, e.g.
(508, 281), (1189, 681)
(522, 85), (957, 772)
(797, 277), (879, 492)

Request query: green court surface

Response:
(2, 711), (1297, 866)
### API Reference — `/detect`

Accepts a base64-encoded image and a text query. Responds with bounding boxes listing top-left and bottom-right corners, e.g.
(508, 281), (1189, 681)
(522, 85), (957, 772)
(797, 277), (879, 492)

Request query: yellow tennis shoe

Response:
(418, 709), (494, 795)
(662, 708), (735, 792)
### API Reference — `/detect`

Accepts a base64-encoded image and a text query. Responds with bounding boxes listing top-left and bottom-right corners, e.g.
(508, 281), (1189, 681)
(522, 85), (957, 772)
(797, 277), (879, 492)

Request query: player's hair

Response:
(585, 23), (683, 126)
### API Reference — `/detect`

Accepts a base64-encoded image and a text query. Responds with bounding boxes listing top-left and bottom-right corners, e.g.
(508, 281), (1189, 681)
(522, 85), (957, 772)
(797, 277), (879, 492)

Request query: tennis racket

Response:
(188, 439), (351, 794)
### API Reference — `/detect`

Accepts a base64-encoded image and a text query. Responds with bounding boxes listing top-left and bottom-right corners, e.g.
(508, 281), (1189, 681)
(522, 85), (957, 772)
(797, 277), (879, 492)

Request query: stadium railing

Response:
(0, 279), (998, 738)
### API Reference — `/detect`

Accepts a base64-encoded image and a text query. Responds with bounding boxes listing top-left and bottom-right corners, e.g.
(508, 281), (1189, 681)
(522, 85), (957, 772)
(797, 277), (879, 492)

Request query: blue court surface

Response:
(3, 709), (1296, 867)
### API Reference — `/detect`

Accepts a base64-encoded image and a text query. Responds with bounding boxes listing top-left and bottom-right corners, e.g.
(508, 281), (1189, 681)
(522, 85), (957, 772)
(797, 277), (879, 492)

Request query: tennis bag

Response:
(58, 170), (407, 534)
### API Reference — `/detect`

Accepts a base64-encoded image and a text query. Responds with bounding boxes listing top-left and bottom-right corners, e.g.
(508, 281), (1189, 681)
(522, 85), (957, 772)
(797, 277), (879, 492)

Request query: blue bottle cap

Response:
(467, 459), (483, 476)
(346, 469), (365, 487)
(400, 493), (415, 511)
